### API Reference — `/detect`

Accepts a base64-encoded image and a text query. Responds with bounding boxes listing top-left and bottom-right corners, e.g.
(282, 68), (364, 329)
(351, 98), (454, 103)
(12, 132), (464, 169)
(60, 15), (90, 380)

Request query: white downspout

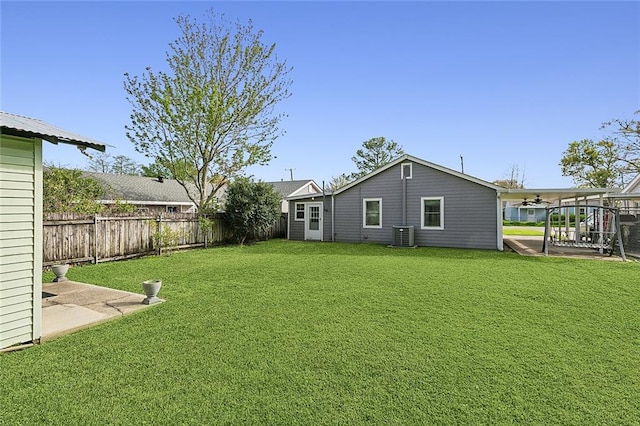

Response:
(497, 192), (503, 251)
(331, 195), (335, 242)
(287, 200), (291, 240)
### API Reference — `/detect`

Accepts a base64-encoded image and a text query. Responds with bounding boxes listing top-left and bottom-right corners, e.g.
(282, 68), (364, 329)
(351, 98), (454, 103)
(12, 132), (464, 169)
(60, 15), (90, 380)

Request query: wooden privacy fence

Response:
(43, 212), (287, 266)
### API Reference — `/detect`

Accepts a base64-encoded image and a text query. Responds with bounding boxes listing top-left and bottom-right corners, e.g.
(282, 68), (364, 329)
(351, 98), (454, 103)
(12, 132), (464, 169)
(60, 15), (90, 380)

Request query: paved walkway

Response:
(41, 281), (164, 341)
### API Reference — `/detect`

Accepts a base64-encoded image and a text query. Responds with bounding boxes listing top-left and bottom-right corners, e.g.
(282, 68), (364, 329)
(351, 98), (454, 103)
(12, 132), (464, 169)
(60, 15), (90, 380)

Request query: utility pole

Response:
(460, 155), (464, 174)
(285, 168), (295, 181)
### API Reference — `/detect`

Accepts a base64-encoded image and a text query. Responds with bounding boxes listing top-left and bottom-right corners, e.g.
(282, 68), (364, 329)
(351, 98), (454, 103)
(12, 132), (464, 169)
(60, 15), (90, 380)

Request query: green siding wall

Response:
(0, 134), (42, 349)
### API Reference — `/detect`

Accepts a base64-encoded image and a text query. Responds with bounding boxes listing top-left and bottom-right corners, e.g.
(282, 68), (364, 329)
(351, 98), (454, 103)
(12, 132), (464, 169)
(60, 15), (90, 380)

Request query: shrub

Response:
(224, 178), (281, 245)
(43, 165), (106, 214)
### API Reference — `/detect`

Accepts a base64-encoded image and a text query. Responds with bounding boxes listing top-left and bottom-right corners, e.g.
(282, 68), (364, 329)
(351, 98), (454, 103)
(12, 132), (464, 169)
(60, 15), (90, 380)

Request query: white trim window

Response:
(421, 197), (444, 229)
(401, 162), (412, 179)
(363, 198), (382, 228)
(295, 203), (305, 221)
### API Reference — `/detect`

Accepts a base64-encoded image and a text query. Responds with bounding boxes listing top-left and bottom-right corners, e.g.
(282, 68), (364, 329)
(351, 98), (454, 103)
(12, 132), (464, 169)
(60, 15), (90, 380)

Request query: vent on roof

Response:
(392, 225), (414, 247)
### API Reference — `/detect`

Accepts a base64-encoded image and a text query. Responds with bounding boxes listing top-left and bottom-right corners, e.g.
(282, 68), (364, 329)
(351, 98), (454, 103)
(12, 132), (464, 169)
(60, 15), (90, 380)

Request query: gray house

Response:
(0, 111), (106, 350)
(288, 154), (505, 250)
(616, 173), (640, 207)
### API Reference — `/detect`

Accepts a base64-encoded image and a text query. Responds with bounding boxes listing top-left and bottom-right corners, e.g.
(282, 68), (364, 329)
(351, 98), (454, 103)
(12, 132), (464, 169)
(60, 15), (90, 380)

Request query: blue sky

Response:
(2, 1), (639, 188)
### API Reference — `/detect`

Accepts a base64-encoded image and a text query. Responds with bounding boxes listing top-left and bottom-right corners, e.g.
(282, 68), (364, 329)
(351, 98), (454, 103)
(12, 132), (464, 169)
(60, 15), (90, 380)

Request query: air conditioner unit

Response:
(392, 225), (414, 247)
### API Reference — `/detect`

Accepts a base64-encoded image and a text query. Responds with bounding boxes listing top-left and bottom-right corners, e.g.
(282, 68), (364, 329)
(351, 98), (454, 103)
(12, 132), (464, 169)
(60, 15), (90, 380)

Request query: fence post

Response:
(157, 214), (163, 256)
(204, 217), (208, 249)
(93, 214), (98, 264)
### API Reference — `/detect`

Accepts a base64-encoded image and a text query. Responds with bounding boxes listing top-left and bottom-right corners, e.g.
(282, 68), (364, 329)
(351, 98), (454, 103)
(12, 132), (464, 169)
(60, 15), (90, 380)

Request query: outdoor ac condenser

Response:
(392, 225), (414, 247)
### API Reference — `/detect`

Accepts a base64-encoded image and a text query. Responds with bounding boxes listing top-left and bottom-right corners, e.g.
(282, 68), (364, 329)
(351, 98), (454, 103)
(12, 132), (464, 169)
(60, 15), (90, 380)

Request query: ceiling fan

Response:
(521, 195), (550, 206)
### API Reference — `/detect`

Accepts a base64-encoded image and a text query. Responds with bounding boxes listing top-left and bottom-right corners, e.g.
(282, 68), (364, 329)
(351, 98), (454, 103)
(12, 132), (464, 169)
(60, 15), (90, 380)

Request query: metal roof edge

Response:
(404, 154), (505, 191)
(332, 155), (410, 195)
(1, 110), (109, 152)
(333, 154), (503, 195)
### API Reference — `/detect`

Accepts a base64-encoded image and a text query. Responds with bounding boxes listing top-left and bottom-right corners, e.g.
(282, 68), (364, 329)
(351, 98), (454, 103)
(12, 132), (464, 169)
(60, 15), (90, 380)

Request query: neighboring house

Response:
(86, 172), (199, 214)
(618, 173), (640, 207)
(265, 179), (322, 213)
(503, 201), (547, 222)
(0, 111), (106, 350)
(288, 154), (505, 250)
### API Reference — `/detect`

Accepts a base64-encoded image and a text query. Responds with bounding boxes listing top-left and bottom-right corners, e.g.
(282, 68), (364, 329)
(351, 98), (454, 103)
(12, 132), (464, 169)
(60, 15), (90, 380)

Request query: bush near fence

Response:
(43, 212), (287, 266)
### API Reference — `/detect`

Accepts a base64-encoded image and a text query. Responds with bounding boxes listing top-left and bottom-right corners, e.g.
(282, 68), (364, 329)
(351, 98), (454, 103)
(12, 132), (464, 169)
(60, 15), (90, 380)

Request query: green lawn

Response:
(2, 241), (638, 425)
(503, 228), (545, 236)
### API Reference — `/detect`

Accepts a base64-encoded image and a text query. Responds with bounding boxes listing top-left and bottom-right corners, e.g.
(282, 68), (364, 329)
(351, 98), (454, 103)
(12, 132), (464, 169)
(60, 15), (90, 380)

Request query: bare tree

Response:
(86, 152), (112, 173)
(600, 109), (640, 180)
(493, 164), (525, 188)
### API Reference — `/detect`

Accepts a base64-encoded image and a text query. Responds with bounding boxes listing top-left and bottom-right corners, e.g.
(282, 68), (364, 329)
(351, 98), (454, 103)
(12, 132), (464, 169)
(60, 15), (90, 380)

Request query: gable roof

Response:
(1, 110), (107, 152)
(264, 179), (321, 199)
(621, 173), (640, 194)
(86, 172), (196, 205)
(333, 154), (505, 195)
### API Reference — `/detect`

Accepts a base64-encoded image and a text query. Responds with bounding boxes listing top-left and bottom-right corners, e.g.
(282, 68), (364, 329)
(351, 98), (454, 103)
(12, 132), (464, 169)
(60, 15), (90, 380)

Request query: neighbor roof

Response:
(1, 111), (107, 152)
(621, 173), (640, 194)
(606, 174), (640, 200)
(86, 172), (196, 205)
(264, 179), (320, 198)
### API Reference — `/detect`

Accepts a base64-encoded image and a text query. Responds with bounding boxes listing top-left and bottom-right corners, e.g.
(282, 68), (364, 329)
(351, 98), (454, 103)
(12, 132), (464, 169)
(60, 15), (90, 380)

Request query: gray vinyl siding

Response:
(288, 200), (305, 241)
(0, 135), (42, 349)
(334, 170), (402, 244)
(334, 161), (499, 249)
(288, 198), (332, 241)
(322, 199), (332, 241)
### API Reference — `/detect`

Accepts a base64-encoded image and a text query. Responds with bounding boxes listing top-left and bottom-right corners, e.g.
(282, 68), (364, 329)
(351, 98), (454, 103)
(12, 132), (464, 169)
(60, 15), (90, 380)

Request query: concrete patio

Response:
(41, 281), (164, 341)
(504, 235), (627, 261)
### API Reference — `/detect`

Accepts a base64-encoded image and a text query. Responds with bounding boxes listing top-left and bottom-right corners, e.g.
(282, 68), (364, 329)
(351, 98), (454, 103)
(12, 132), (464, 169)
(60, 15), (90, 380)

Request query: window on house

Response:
(167, 206), (178, 213)
(421, 197), (444, 229)
(363, 198), (382, 228)
(295, 203), (305, 221)
(401, 162), (412, 179)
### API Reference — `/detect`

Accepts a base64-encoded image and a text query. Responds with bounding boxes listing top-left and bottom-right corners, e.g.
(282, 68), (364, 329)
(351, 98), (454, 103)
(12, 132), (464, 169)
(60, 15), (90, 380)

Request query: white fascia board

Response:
(286, 192), (328, 201)
(288, 180), (322, 197)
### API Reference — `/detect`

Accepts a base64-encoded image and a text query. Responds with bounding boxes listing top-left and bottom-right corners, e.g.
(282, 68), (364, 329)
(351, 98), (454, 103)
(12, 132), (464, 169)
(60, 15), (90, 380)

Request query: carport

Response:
(501, 187), (630, 260)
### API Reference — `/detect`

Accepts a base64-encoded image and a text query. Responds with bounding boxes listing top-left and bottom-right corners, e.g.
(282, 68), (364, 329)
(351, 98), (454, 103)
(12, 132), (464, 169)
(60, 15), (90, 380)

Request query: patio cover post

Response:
(543, 207), (550, 255)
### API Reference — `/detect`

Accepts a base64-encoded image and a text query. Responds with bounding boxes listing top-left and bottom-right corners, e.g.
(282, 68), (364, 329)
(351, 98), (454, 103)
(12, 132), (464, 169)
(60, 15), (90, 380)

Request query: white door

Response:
(305, 203), (323, 240)
(527, 208), (536, 222)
